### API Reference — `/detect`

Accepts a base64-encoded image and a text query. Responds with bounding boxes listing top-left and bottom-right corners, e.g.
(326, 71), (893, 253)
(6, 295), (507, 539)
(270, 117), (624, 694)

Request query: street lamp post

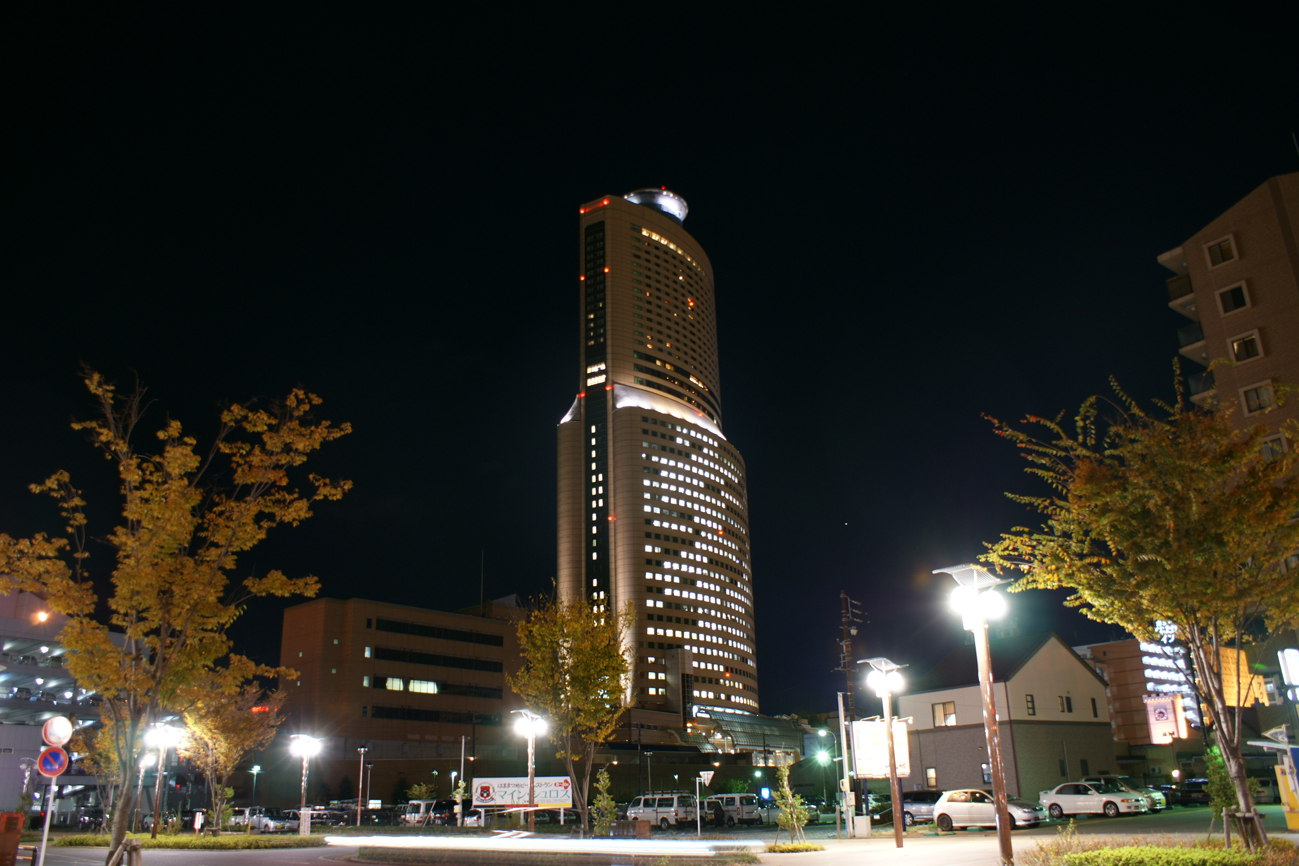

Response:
(289, 735), (323, 836)
(356, 747), (368, 827)
(133, 753), (155, 834)
(861, 657), (907, 849)
(365, 762), (374, 816)
(936, 564), (1014, 866)
(250, 765), (261, 807)
(145, 724), (183, 840)
(837, 691), (856, 838)
(511, 710), (547, 832)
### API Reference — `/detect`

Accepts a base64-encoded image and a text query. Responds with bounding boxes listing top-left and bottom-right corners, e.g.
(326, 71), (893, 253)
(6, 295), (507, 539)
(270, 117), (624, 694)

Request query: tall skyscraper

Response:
(557, 189), (758, 723)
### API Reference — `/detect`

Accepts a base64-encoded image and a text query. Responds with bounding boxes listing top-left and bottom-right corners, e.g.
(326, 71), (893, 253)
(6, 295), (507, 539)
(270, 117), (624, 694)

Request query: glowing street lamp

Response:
(861, 657), (907, 849)
(289, 735), (323, 836)
(144, 725), (183, 839)
(936, 563), (1014, 866)
(250, 765), (262, 807)
(511, 710), (547, 832)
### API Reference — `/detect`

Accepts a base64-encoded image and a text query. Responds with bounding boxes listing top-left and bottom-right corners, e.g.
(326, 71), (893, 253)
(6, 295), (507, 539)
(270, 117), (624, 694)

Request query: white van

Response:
(702, 793), (764, 827)
(626, 792), (696, 829)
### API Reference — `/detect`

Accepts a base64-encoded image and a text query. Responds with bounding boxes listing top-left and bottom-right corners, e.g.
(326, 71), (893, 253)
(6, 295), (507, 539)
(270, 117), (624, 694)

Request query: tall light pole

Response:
(250, 765), (261, 807)
(861, 657), (907, 849)
(837, 691), (856, 838)
(365, 762), (374, 815)
(936, 564), (1013, 866)
(145, 724), (183, 839)
(133, 753), (155, 833)
(511, 710), (547, 832)
(289, 735), (322, 836)
(356, 747), (368, 827)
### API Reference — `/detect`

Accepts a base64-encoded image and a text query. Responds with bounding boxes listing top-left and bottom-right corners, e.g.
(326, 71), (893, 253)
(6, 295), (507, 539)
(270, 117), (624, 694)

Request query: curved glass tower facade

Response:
(557, 190), (757, 718)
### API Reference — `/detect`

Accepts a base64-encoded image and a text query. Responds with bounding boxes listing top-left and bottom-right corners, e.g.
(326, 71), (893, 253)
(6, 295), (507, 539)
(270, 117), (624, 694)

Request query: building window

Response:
(361, 706), (367, 717)
(364, 646), (372, 658)
(1026, 694), (1036, 716)
(1206, 236), (1236, 267)
(1091, 698), (1098, 718)
(1066, 696), (1074, 713)
(1230, 331), (1262, 362)
(932, 701), (956, 727)
(1080, 759), (1090, 776)
(1262, 436), (1286, 463)
(362, 676), (370, 687)
(926, 767), (937, 788)
(1218, 284), (1249, 314)
(981, 763), (992, 784)
(1058, 696), (1065, 712)
(409, 679), (439, 694)
(1242, 382), (1274, 416)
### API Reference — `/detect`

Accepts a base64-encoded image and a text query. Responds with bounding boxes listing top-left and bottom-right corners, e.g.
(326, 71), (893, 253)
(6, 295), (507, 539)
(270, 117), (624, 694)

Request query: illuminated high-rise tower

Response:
(557, 189), (758, 719)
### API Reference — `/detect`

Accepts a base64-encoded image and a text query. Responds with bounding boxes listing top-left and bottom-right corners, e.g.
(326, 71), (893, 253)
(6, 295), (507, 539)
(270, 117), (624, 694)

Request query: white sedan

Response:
(933, 789), (1048, 830)
(1039, 782), (1149, 819)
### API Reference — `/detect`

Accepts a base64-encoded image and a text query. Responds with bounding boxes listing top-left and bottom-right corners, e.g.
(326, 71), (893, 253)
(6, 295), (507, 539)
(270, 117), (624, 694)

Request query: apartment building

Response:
(1162, 172), (1299, 436)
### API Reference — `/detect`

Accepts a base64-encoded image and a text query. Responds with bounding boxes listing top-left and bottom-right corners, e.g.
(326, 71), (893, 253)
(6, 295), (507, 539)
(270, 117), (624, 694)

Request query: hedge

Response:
(54, 833), (327, 849)
(1064, 848), (1261, 866)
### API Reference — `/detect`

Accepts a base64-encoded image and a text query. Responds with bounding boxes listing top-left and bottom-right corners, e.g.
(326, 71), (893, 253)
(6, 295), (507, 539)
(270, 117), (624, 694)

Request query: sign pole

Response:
(36, 775), (57, 866)
(696, 777), (702, 837)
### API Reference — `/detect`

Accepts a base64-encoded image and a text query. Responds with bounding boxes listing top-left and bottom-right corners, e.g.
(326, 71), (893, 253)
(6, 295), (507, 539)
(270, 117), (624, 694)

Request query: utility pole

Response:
(835, 592), (864, 723)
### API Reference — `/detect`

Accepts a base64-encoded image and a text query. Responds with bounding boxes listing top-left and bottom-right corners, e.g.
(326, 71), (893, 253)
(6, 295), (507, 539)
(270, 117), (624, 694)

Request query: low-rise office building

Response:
(274, 596), (528, 803)
(898, 632), (1114, 799)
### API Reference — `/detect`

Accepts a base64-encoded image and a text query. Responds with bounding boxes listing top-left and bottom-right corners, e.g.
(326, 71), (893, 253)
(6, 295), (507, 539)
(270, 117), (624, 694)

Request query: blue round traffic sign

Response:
(38, 746), (68, 778)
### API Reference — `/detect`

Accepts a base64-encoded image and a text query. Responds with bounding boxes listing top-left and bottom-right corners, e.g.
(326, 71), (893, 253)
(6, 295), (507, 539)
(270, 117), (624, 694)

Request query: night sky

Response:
(7, 9), (1299, 719)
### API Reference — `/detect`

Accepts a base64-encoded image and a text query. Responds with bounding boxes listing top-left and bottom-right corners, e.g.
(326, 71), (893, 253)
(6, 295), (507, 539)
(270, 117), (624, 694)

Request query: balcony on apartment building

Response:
(1187, 370), (1215, 403)
(1177, 321), (1209, 365)
(1166, 274), (1197, 318)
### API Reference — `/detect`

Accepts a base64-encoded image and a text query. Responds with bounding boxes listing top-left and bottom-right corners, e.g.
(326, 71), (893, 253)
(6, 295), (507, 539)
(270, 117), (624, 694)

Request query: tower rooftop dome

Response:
(624, 188), (688, 222)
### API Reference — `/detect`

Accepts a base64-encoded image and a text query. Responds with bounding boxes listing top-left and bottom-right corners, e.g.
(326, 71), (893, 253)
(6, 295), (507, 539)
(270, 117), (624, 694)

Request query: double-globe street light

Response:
(935, 563), (1014, 866)
(511, 710), (548, 832)
(860, 657), (906, 849)
(144, 724), (183, 839)
(289, 735), (323, 835)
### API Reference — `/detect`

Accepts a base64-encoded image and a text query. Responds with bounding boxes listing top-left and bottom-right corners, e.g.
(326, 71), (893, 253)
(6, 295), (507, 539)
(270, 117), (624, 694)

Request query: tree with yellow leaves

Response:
(984, 374), (1299, 851)
(0, 371), (349, 860)
(179, 681), (286, 831)
(507, 594), (635, 833)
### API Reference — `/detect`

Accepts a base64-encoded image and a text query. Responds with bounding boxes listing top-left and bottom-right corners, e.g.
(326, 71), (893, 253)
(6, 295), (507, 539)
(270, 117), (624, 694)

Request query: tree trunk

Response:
(1189, 632), (1266, 851)
(103, 780), (134, 864)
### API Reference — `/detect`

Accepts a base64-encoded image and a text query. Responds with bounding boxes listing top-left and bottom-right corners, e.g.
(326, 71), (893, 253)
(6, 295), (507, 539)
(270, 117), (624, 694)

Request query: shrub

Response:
(767, 842), (825, 853)
(54, 833), (326, 849)
(1064, 848), (1259, 866)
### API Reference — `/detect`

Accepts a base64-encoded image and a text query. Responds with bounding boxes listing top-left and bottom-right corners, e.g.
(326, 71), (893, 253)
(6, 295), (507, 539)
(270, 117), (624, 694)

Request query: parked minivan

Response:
(702, 793), (764, 827)
(626, 792), (696, 830)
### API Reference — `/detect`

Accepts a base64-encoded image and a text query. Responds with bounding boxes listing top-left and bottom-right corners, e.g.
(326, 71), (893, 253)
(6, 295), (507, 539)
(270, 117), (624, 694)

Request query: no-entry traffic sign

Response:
(37, 747), (68, 778)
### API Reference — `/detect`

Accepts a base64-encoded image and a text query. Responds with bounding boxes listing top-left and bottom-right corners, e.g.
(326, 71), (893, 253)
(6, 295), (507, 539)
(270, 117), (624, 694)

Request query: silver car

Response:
(901, 790), (944, 826)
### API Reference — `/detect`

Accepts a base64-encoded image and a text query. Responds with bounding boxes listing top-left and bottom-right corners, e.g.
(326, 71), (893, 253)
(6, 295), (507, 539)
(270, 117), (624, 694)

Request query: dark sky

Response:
(6, 8), (1299, 718)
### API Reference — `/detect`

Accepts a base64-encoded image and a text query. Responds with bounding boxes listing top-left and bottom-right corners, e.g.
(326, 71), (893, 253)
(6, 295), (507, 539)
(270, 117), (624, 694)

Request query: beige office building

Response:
(557, 189), (758, 724)
(1162, 172), (1299, 437)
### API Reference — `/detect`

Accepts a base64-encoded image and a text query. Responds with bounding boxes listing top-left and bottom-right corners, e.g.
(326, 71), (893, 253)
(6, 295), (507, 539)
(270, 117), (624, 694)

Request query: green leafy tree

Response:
(178, 682), (286, 833)
(405, 782), (435, 801)
(720, 778), (750, 795)
(773, 766), (807, 844)
(0, 372), (350, 862)
(507, 593), (635, 832)
(984, 373), (1299, 850)
(590, 767), (617, 836)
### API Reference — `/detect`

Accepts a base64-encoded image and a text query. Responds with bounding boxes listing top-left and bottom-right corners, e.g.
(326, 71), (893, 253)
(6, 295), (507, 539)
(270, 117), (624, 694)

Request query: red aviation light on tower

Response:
(602, 198), (609, 205)
(605, 384), (613, 390)
(579, 275), (585, 281)
(577, 392), (586, 399)
(603, 266), (609, 273)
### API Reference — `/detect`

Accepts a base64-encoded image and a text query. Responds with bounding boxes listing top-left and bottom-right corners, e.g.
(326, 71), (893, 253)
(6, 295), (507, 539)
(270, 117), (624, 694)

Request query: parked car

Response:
(1082, 775), (1166, 812)
(933, 789), (1046, 830)
(703, 793), (764, 827)
(1159, 779), (1210, 807)
(1039, 782), (1148, 819)
(901, 790), (944, 826)
(462, 808), (486, 828)
(285, 808), (343, 831)
(252, 807), (289, 832)
(1253, 776), (1278, 804)
(401, 799), (439, 826)
(626, 792), (696, 830)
